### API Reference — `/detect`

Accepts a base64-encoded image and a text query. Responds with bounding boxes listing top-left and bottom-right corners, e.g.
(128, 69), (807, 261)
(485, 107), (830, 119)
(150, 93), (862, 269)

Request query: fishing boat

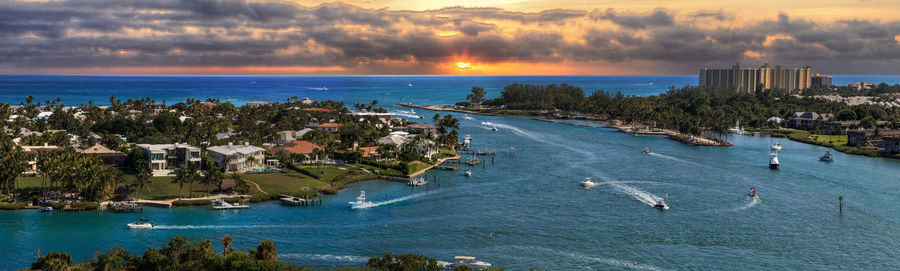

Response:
(643, 147), (651, 154)
(580, 177), (596, 188)
(210, 198), (250, 210)
(653, 199), (669, 210)
(819, 151), (834, 162)
(769, 153), (780, 169)
(408, 177), (428, 186)
(40, 206), (53, 212)
(444, 256), (491, 270)
(349, 191), (375, 209)
(464, 169), (472, 177)
(749, 187), (759, 199)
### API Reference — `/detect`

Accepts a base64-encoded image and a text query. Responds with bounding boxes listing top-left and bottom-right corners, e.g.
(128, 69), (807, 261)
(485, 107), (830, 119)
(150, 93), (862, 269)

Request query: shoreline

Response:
(399, 103), (731, 147)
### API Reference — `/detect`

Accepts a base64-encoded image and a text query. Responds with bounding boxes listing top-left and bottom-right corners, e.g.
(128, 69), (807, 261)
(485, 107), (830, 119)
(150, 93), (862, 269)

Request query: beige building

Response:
(137, 143), (202, 176)
(699, 63), (812, 93)
(206, 143), (266, 173)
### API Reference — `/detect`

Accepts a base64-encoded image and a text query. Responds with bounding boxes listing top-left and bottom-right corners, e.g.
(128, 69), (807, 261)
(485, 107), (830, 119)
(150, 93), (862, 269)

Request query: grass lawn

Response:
(243, 171), (329, 196)
(807, 134), (848, 146)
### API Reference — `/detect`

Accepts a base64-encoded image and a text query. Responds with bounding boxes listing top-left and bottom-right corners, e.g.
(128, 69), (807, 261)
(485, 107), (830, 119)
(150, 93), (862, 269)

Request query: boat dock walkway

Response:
(277, 194), (322, 206)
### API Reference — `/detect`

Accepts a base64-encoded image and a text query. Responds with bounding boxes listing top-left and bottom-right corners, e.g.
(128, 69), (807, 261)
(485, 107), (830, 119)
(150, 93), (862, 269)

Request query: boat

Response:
(489, 126), (498, 131)
(770, 143), (783, 151)
(40, 206), (53, 212)
(819, 151), (834, 162)
(408, 82), (413, 87)
(749, 187), (759, 199)
(653, 199), (669, 210)
(408, 177), (428, 186)
(463, 114), (474, 120)
(127, 221), (154, 229)
(769, 153), (780, 169)
(464, 169), (472, 177)
(643, 147), (651, 154)
(349, 191), (375, 209)
(728, 120), (745, 135)
(580, 177), (596, 188)
(444, 256), (491, 270)
(210, 198), (250, 210)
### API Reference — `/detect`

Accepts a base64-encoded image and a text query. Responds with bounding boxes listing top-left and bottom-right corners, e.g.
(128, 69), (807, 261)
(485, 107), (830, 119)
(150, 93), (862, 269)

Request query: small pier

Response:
(109, 202), (143, 213)
(434, 162), (459, 171)
(277, 194), (322, 206)
(459, 150), (496, 156)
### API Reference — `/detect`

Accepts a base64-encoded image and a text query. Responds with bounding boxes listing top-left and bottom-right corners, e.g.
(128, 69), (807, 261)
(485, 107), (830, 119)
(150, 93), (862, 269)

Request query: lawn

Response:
(243, 171), (329, 196)
(807, 134), (848, 146)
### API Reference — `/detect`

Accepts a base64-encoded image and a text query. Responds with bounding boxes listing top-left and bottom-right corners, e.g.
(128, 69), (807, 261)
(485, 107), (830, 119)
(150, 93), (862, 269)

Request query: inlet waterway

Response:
(2, 75), (900, 270)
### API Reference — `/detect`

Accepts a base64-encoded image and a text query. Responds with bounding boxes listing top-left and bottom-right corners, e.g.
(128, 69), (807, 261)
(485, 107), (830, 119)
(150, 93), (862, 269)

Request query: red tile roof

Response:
(269, 140), (323, 155)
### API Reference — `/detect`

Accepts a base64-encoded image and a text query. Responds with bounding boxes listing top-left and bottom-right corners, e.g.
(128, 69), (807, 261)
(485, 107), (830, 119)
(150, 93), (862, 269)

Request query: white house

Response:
(206, 143), (267, 173)
(137, 143), (202, 176)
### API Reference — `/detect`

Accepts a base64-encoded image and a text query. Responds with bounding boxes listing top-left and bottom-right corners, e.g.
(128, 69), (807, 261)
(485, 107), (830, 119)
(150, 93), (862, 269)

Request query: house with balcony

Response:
(788, 112), (832, 130)
(206, 143), (267, 173)
(20, 143), (64, 174)
(137, 143), (202, 176)
(77, 144), (127, 168)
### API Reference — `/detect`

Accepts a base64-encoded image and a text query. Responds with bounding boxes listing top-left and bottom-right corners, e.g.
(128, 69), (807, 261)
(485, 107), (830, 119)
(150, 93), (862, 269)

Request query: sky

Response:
(0, 0), (899, 75)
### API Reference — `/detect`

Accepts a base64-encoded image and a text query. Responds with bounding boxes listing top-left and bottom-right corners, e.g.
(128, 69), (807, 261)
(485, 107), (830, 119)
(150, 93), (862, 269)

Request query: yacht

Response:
(653, 199), (669, 210)
(464, 169), (472, 177)
(580, 177), (596, 188)
(210, 198), (250, 210)
(349, 191), (375, 209)
(819, 151), (834, 162)
(769, 153), (780, 169)
(444, 256), (491, 270)
(408, 177), (428, 186)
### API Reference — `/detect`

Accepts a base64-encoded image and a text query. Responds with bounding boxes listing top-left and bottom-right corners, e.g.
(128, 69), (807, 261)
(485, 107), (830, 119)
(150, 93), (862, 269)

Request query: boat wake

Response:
(480, 121), (594, 158)
(308, 87), (328, 91)
(737, 198), (760, 210)
(602, 182), (663, 207)
(509, 245), (671, 271)
(355, 190), (441, 209)
(463, 115), (475, 120)
(392, 112), (423, 119)
(152, 224), (285, 230)
(279, 253), (369, 263)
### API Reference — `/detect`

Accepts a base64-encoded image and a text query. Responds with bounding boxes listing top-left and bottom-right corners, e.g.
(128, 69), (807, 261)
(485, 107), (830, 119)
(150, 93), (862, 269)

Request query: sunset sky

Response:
(1, 0), (899, 75)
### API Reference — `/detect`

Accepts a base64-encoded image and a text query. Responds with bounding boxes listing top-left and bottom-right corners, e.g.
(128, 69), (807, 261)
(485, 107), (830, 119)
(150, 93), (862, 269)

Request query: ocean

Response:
(1, 75), (900, 270)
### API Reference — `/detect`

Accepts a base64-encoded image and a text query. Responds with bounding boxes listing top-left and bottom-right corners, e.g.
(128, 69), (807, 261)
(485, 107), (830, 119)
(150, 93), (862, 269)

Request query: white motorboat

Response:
(819, 151), (833, 162)
(408, 177), (428, 186)
(40, 206), (53, 212)
(127, 222), (154, 229)
(769, 153), (780, 169)
(654, 199), (669, 210)
(349, 191), (375, 209)
(464, 169), (472, 177)
(770, 143), (783, 151)
(210, 198), (250, 210)
(445, 256), (491, 270)
(581, 177), (596, 188)
(728, 120), (745, 135)
(643, 147), (651, 154)
(280, 196), (306, 206)
(463, 114), (474, 120)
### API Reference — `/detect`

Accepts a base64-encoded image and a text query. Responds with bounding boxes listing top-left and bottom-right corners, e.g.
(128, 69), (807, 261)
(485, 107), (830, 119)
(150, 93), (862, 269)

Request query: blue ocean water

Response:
(1, 75), (900, 270)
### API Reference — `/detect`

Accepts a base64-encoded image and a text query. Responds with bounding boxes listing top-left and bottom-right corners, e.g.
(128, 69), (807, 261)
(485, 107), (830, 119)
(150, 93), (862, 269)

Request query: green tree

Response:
(255, 240), (278, 262)
(466, 86), (486, 104)
(0, 143), (27, 199)
(860, 115), (877, 129)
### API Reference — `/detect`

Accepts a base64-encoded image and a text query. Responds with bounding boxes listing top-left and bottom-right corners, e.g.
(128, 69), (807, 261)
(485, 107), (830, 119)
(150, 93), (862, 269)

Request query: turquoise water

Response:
(2, 75), (900, 270)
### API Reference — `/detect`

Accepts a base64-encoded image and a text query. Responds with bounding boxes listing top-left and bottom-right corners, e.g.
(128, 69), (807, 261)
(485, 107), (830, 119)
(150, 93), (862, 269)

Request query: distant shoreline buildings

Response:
(698, 63), (819, 93)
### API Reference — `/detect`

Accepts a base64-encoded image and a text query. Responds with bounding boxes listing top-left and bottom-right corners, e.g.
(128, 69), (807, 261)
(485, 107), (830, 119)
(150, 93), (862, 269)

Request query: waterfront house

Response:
(403, 123), (439, 135)
(788, 112), (832, 130)
(377, 131), (412, 146)
(823, 120), (890, 135)
(20, 143), (63, 174)
(882, 136), (900, 154)
(206, 143), (266, 173)
(847, 129), (900, 147)
(77, 144), (127, 168)
(269, 140), (324, 163)
(137, 143), (202, 176)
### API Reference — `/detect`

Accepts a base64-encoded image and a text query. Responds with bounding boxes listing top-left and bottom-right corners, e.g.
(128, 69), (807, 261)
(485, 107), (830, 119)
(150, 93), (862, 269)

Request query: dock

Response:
(277, 194), (322, 206)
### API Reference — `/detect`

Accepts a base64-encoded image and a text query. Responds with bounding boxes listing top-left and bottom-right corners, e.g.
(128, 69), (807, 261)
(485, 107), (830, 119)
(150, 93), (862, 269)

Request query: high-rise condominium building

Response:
(698, 63), (812, 93)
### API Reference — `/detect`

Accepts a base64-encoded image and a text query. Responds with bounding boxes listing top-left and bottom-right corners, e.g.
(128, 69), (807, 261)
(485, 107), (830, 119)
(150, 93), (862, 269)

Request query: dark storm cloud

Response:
(0, 0), (899, 74)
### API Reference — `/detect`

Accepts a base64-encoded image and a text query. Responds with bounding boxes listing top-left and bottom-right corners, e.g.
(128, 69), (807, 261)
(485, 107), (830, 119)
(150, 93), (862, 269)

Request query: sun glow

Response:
(455, 62), (472, 69)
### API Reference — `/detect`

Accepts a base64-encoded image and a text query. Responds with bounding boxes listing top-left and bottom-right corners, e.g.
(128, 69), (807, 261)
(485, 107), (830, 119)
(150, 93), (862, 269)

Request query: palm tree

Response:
(202, 165), (222, 196)
(135, 166), (151, 199)
(255, 240), (278, 262)
(173, 166), (187, 199)
(221, 235), (233, 256)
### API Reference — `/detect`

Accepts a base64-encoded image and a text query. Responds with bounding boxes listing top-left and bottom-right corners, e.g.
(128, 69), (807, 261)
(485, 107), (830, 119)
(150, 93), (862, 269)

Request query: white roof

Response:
(207, 144), (265, 156)
(137, 144), (199, 151)
(378, 135), (409, 145)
